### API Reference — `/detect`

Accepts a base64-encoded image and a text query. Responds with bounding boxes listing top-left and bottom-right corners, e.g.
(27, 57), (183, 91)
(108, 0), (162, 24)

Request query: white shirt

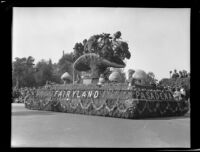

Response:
(180, 88), (186, 96)
(173, 91), (182, 100)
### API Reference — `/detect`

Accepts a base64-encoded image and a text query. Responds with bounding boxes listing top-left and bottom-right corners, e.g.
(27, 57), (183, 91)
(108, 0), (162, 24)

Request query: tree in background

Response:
(12, 57), (26, 88)
(12, 53), (76, 87)
(145, 71), (158, 85)
(34, 59), (54, 86)
(73, 43), (84, 61)
(12, 56), (36, 88)
(57, 52), (74, 75)
(51, 63), (62, 84)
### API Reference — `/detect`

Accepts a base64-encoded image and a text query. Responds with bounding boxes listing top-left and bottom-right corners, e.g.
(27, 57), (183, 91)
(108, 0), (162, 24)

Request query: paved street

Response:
(11, 103), (190, 147)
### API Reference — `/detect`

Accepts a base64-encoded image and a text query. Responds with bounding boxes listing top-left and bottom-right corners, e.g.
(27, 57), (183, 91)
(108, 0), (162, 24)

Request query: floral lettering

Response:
(145, 91), (151, 100)
(54, 91), (59, 97)
(93, 91), (99, 98)
(66, 91), (71, 98)
(58, 91), (63, 98)
(81, 91), (87, 98)
(150, 92), (155, 100)
(72, 91), (77, 98)
(76, 91), (80, 98)
(87, 91), (93, 98)
(140, 92), (146, 99)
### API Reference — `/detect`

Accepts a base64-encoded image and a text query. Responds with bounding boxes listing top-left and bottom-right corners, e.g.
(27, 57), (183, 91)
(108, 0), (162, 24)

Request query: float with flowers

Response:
(24, 83), (189, 119)
(24, 31), (189, 118)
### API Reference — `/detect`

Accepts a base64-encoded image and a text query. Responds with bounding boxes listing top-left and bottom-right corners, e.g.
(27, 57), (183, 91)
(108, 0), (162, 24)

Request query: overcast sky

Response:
(12, 7), (190, 80)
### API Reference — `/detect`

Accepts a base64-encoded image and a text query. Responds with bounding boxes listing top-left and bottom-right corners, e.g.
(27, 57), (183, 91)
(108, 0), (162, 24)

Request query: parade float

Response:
(24, 31), (189, 119)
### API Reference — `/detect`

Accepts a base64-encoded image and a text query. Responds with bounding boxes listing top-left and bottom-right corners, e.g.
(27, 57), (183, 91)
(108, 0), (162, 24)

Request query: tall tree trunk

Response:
(16, 76), (19, 88)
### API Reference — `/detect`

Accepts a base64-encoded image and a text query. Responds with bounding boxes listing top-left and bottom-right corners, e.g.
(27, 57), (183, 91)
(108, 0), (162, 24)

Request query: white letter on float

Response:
(88, 91), (93, 98)
(66, 91), (71, 98)
(145, 91), (151, 100)
(72, 91), (76, 98)
(93, 91), (99, 98)
(54, 91), (59, 97)
(58, 91), (63, 98)
(76, 91), (80, 98)
(140, 92), (146, 100)
(150, 92), (155, 100)
(62, 90), (66, 98)
(81, 91), (87, 98)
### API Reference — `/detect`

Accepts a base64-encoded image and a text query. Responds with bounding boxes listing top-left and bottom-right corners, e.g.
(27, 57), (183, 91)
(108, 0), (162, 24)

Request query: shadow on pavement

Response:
(12, 111), (55, 116)
(141, 114), (190, 120)
(12, 111), (190, 119)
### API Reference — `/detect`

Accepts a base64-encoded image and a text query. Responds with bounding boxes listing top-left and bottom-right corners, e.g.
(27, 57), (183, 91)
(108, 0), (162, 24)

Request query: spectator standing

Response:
(173, 87), (182, 101)
(176, 71), (179, 78)
(172, 69), (179, 79)
(180, 87), (186, 99)
(187, 72), (190, 78)
(169, 71), (172, 78)
(179, 71), (183, 78)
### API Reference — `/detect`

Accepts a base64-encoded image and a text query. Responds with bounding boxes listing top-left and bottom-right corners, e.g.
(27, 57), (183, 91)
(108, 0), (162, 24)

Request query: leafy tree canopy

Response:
(12, 56), (36, 87)
(57, 52), (74, 76)
(72, 31), (131, 66)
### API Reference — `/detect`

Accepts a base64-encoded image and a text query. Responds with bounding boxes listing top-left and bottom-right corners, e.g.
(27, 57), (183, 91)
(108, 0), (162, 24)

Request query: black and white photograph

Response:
(11, 7), (190, 148)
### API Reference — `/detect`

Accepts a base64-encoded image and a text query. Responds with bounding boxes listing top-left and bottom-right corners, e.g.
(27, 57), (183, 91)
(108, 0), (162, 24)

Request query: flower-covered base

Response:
(24, 84), (189, 119)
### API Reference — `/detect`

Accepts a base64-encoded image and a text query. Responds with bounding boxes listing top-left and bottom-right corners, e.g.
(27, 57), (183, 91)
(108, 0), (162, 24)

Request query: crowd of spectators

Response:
(170, 69), (190, 79)
(163, 85), (190, 101)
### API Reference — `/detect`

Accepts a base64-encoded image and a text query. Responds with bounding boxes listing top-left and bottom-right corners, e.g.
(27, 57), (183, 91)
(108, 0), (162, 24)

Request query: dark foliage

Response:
(72, 31), (131, 66)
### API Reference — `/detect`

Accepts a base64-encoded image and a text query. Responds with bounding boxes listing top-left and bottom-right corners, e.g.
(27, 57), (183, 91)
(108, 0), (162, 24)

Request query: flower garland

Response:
(80, 99), (92, 109)
(52, 97), (189, 117)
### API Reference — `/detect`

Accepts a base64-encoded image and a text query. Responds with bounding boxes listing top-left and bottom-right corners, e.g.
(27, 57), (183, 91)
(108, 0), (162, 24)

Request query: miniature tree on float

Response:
(73, 31), (131, 80)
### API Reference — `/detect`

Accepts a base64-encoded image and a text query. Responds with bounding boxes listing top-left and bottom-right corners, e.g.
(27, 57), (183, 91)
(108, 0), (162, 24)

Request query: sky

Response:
(12, 7), (190, 80)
